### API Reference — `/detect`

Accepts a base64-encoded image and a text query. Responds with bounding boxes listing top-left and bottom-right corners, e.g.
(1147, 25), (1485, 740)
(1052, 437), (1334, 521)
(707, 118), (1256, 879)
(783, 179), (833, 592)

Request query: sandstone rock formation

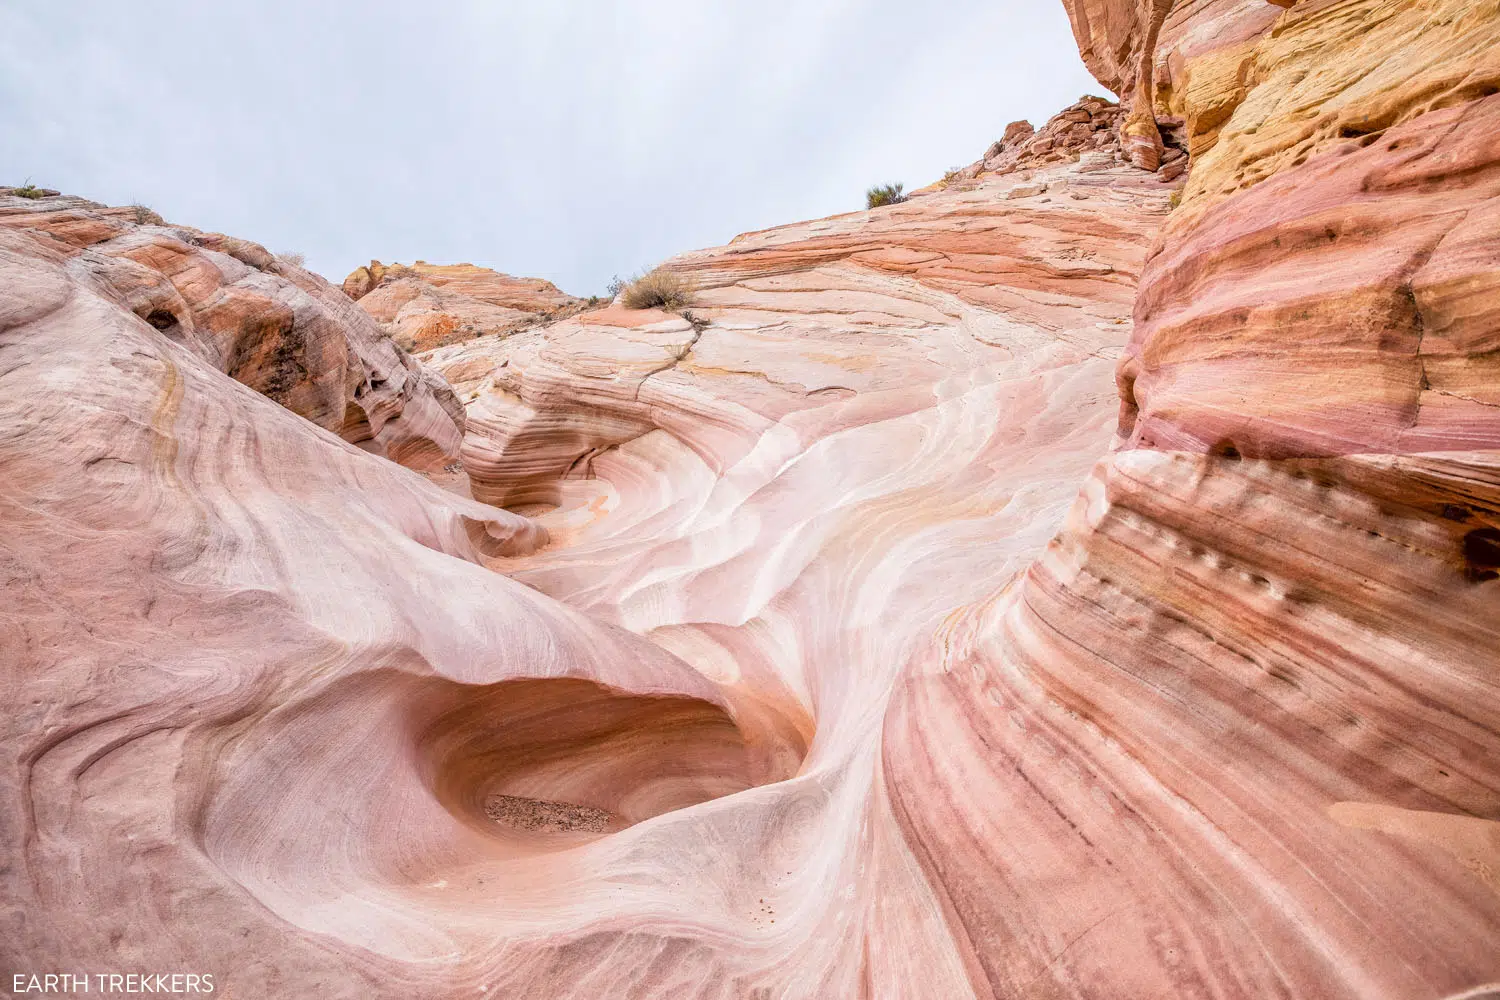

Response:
(943, 96), (1187, 189)
(1159, 0), (1500, 218)
(0, 190), (468, 477)
(1064, 0), (1500, 194)
(1061, 0), (1180, 170)
(345, 259), (585, 352)
(978, 96), (1125, 174)
(909, 0), (1500, 995)
(1, 152), (1177, 994)
(424, 156), (1165, 517)
(3, 0), (1500, 994)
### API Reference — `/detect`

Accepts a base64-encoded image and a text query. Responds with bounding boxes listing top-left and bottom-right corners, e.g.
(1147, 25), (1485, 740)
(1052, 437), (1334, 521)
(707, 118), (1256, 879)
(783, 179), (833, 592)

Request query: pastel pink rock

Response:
(2, 2), (1500, 994)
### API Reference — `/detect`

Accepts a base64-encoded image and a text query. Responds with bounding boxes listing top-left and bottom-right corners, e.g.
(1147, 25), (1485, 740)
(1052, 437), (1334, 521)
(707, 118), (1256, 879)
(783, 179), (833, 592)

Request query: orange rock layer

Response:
(345, 259), (585, 352)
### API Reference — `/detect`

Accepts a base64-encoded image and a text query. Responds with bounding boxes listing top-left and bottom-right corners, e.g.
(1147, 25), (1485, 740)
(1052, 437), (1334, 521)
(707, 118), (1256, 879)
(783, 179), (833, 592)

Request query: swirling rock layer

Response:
(2, 154), (1177, 996)
(4, 2), (1500, 994)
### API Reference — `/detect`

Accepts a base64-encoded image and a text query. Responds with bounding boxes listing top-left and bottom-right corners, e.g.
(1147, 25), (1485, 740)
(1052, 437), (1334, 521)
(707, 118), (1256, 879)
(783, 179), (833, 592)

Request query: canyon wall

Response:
(2, 0), (1498, 996)
(1, 150), (1179, 995)
(886, 0), (1500, 996)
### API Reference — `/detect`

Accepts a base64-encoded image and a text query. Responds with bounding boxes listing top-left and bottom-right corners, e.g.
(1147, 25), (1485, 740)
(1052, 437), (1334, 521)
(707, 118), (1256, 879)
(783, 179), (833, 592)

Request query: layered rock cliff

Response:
(894, 0), (1500, 995)
(2, 0), (1498, 997)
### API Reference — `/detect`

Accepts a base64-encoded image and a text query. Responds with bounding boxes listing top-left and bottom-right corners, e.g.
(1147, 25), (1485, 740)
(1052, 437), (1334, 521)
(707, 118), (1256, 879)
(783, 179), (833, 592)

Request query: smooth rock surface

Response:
(2, 154), (1171, 996)
(3, 2), (1500, 994)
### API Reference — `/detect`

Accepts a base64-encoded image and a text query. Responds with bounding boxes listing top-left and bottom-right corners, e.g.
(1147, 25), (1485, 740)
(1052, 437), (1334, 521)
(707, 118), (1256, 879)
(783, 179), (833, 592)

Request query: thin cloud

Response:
(0, 1), (1104, 295)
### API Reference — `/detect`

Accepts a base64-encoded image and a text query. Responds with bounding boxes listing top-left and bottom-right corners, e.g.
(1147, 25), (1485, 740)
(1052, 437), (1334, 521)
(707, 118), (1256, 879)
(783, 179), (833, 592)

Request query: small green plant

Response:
(621, 268), (695, 311)
(13, 178), (43, 199)
(131, 203), (164, 225)
(865, 182), (906, 209)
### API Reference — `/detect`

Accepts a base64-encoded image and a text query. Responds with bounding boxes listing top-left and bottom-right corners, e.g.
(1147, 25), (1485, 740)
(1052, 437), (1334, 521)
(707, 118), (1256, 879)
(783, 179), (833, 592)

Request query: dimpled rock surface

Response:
(0, 191), (468, 476)
(345, 259), (585, 352)
(1064, 0), (1500, 205)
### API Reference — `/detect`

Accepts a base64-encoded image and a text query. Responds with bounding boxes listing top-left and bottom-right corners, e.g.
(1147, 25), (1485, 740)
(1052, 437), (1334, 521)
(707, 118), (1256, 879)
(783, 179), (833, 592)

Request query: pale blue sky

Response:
(1, 1), (1104, 295)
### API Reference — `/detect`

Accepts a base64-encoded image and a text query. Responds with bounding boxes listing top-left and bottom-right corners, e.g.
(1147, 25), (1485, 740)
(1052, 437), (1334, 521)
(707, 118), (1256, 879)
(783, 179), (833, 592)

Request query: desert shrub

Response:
(277, 251), (307, 268)
(131, 203), (164, 225)
(621, 268), (695, 311)
(606, 275), (625, 299)
(1168, 190), (1182, 210)
(866, 182), (906, 209)
(13, 179), (43, 199)
(942, 166), (965, 186)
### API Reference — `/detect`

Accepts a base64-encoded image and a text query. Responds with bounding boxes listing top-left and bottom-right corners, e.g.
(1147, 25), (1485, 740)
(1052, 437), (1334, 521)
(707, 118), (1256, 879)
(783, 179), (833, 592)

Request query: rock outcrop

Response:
(943, 95), (1187, 189)
(0, 219), (804, 995)
(980, 97), (1125, 173)
(3, 0), (1499, 994)
(1063, 0), (1500, 194)
(0, 191), (468, 476)
(898, 0), (1500, 995)
(1158, 0), (1500, 218)
(344, 259), (585, 352)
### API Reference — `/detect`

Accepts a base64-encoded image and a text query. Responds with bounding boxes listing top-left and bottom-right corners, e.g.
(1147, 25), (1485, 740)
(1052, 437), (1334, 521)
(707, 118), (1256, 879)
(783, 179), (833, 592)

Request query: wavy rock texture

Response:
(0, 223), (797, 996)
(5, 2), (1500, 994)
(409, 157), (1173, 995)
(345, 259), (586, 352)
(885, 2), (1500, 995)
(427, 157), (1167, 515)
(0, 191), (468, 478)
(1, 147), (1175, 996)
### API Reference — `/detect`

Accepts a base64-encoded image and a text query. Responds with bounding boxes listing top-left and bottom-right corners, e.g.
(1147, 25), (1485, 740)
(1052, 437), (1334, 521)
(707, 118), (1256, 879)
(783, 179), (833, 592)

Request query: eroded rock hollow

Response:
(2, 0), (1498, 997)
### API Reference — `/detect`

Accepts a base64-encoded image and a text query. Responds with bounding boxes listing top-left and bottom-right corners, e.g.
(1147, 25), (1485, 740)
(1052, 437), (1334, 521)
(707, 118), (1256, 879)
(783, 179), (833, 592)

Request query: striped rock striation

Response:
(3, 0), (1500, 996)
(888, 0), (1500, 996)
(344, 259), (586, 353)
(1, 150), (1177, 995)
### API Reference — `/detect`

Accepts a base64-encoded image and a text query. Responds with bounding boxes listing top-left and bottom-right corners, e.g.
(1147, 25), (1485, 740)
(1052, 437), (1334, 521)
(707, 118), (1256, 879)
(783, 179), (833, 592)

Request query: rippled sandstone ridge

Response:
(2, 1), (1498, 997)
